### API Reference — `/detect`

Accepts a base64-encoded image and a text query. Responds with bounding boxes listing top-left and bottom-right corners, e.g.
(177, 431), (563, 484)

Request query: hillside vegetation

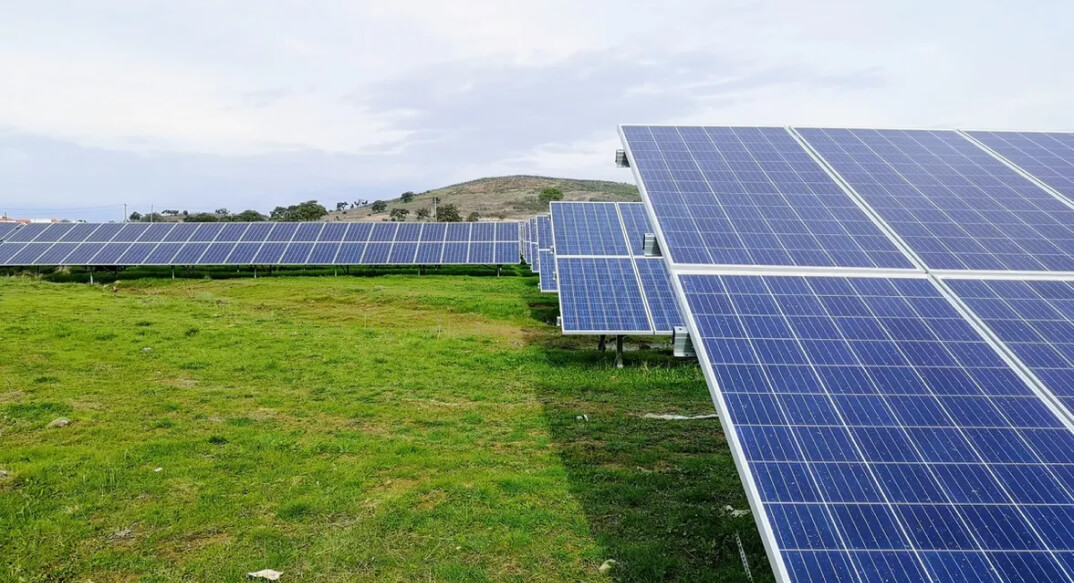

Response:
(328, 176), (640, 222)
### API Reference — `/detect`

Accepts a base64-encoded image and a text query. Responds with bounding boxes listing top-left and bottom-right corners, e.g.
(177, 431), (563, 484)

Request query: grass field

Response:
(0, 272), (773, 582)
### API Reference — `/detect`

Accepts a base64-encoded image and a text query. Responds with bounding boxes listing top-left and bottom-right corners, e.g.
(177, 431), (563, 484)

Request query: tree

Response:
(400, 191), (415, 204)
(270, 200), (328, 222)
(415, 207), (431, 221)
(336, 202), (348, 212)
(129, 211), (142, 221)
(370, 200), (388, 213)
(186, 212), (219, 222)
(436, 203), (462, 222)
(389, 208), (410, 221)
(467, 211), (480, 222)
(233, 209), (267, 222)
(162, 209), (180, 216)
(538, 187), (564, 206)
(140, 212), (164, 223)
(215, 208), (230, 216)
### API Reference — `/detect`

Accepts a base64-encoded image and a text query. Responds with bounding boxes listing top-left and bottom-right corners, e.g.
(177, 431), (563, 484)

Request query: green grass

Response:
(0, 273), (773, 582)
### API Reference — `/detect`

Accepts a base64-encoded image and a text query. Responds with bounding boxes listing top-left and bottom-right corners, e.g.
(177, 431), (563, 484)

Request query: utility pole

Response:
(123, 203), (127, 223)
(150, 204), (154, 223)
(433, 197), (438, 222)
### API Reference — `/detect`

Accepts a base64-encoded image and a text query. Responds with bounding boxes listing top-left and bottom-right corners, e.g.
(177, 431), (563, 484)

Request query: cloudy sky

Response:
(2, 1), (1072, 220)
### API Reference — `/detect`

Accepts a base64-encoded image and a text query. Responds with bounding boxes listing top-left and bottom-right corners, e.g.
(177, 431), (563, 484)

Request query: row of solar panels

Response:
(0, 221), (521, 266)
(519, 215), (556, 292)
(621, 126), (1074, 583)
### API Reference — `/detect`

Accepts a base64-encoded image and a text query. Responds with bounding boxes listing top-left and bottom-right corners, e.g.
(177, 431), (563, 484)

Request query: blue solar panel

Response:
(421, 224), (447, 242)
(187, 224), (223, 242)
(240, 223), (273, 241)
(294, 222), (325, 241)
(253, 242), (288, 264)
(550, 202), (629, 256)
(968, 131), (1074, 203)
(217, 224), (249, 241)
(679, 273), (1074, 582)
(395, 223), (422, 242)
(538, 249), (557, 292)
(34, 243), (79, 265)
(171, 243), (209, 264)
(224, 243), (261, 264)
(164, 223), (198, 242)
(369, 223), (397, 242)
(442, 242), (468, 264)
(621, 125), (914, 269)
(416, 242), (444, 264)
(92, 242), (132, 264)
(468, 242), (494, 264)
(59, 224), (102, 243)
(116, 243), (156, 265)
(311, 240), (343, 263)
(137, 223), (175, 242)
(557, 258), (650, 333)
(200, 242), (236, 264)
(145, 243), (182, 264)
(5, 243), (49, 265)
(27, 223), (76, 241)
(279, 242), (314, 264)
(495, 222), (518, 241)
(388, 242), (418, 263)
(6, 224), (51, 242)
(471, 222), (496, 241)
(635, 257), (684, 332)
(0, 223), (21, 240)
(266, 223), (299, 242)
(947, 278), (1074, 415)
(536, 216), (552, 250)
(797, 128), (1074, 272)
(494, 242), (518, 264)
(112, 224), (149, 241)
(362, 242), (391, 263)
(0, 243), (26, 263)
(445, 223), (470, 242)
(617, 202), (652, 255)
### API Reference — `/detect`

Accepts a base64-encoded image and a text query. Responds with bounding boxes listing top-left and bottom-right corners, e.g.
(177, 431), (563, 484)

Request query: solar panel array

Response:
(621, 125), (1074, 583)
(535, 215), (557, 292)
(550, 201), (684, 335)
(0, 221), (521, 266)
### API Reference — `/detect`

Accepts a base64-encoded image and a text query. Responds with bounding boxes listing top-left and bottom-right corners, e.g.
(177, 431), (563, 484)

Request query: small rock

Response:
(142, 347), (153, 353)
(723, 504), (751, 518)
(0, 470), (10, 479)
(48, 417), (70, 428)
(248, 569), (283, 581)
(154, 467), (163, 473)
(109, 528), (133, 542)
(575, 414), (589, 422)
(599, 559), (617, 574)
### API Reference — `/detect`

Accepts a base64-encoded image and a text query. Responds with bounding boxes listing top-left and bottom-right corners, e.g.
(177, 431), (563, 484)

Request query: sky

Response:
(2, 1), (1073, 221)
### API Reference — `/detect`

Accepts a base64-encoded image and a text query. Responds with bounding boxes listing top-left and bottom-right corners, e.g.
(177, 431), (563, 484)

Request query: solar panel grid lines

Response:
(556, 257), (652, 334)
(795, 128), (1074, 273)
(963, 130), (1074, 209)
(619, 125), (918, 271)
(550, 201), (630, 257)
(675, 272), (1074, 583)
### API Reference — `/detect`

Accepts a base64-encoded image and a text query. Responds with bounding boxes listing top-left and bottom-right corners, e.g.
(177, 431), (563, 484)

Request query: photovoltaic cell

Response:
(797, 128), (1074, 272)
(557, 258), (651, 333)
(34, 243), (79, 265)
(968, 131), (1074, 203)
(618, 202), (653, 255)
(947, 278), (1074, 416)
(550, 202), (629, 256)
(538, 249), (557, 292)
(116, 244), (157, 265)
(6, 224), (51, 242)
(266, 222), (300, 241)
(635, 257), (684, 332)
(0, 223), (22, 240)
(442, 242), (468, 264)
(679, 273), (1074, 582)
(171, 243), (209, 264)
(536, 216), (552, 250)
(279, 242), (314, 264)
(145, 243), (182, 264)
(621, 125), (914, 269)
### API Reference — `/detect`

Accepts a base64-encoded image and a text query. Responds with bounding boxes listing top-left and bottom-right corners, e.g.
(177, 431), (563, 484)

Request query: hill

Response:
(327, 175), (639, 222)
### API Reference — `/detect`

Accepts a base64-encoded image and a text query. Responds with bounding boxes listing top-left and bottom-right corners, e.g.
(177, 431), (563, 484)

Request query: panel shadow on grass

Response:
(526, 321), (776, 581)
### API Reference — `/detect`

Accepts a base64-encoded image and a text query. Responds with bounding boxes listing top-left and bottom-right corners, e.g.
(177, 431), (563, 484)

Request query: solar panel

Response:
(60, 223), (103, 243)
(679, 273), (1074, 583)
(550, 202), (630, 256)
(144, 243), (183, 264)
(635, 257), (684, 332)
(620, 126), (915, 269)
(617, 202), (652, 255)
(266, 222), (300, 242)
(163, 223), (198, 242)
(369, 223), (397, 242)
(171, 243), (209, 264)
(797, 128), (1074, 272)
(387, 242), (419, 263)
(947, 278), (1074, 416)
(5, 243), (49, 265)
(468, 241), (495, 264)
(224, 243), (261, 264)
(116, 244), (157, 265)
(557, 258), (651, 334)
(200, 242), (236, 264)
(187, 224), (223, 242)
(330, 242), (361, 264)
(5, 223), (51, 242)
(279, 242), (315, 264)
(362, 242), (391, 263)
(112, 223), (149, 242)
(34, 243), (79, 265)
(240, 222), (274, 242)
(91, 242), (132, 264)
(416, 242), (444, 264)
(967, 131), (1074, 203)
(493, 242), (518, 264)
(252, 242), (288, 264)
(535, 216), (552, 250)
(0, 243), (27, 263)
(26, 223), (76, 242)
(0, 223), (22, 240)
(538, 249), (557, 292)
(442, 242), (468, 264)
(137, 223), (175, 242)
